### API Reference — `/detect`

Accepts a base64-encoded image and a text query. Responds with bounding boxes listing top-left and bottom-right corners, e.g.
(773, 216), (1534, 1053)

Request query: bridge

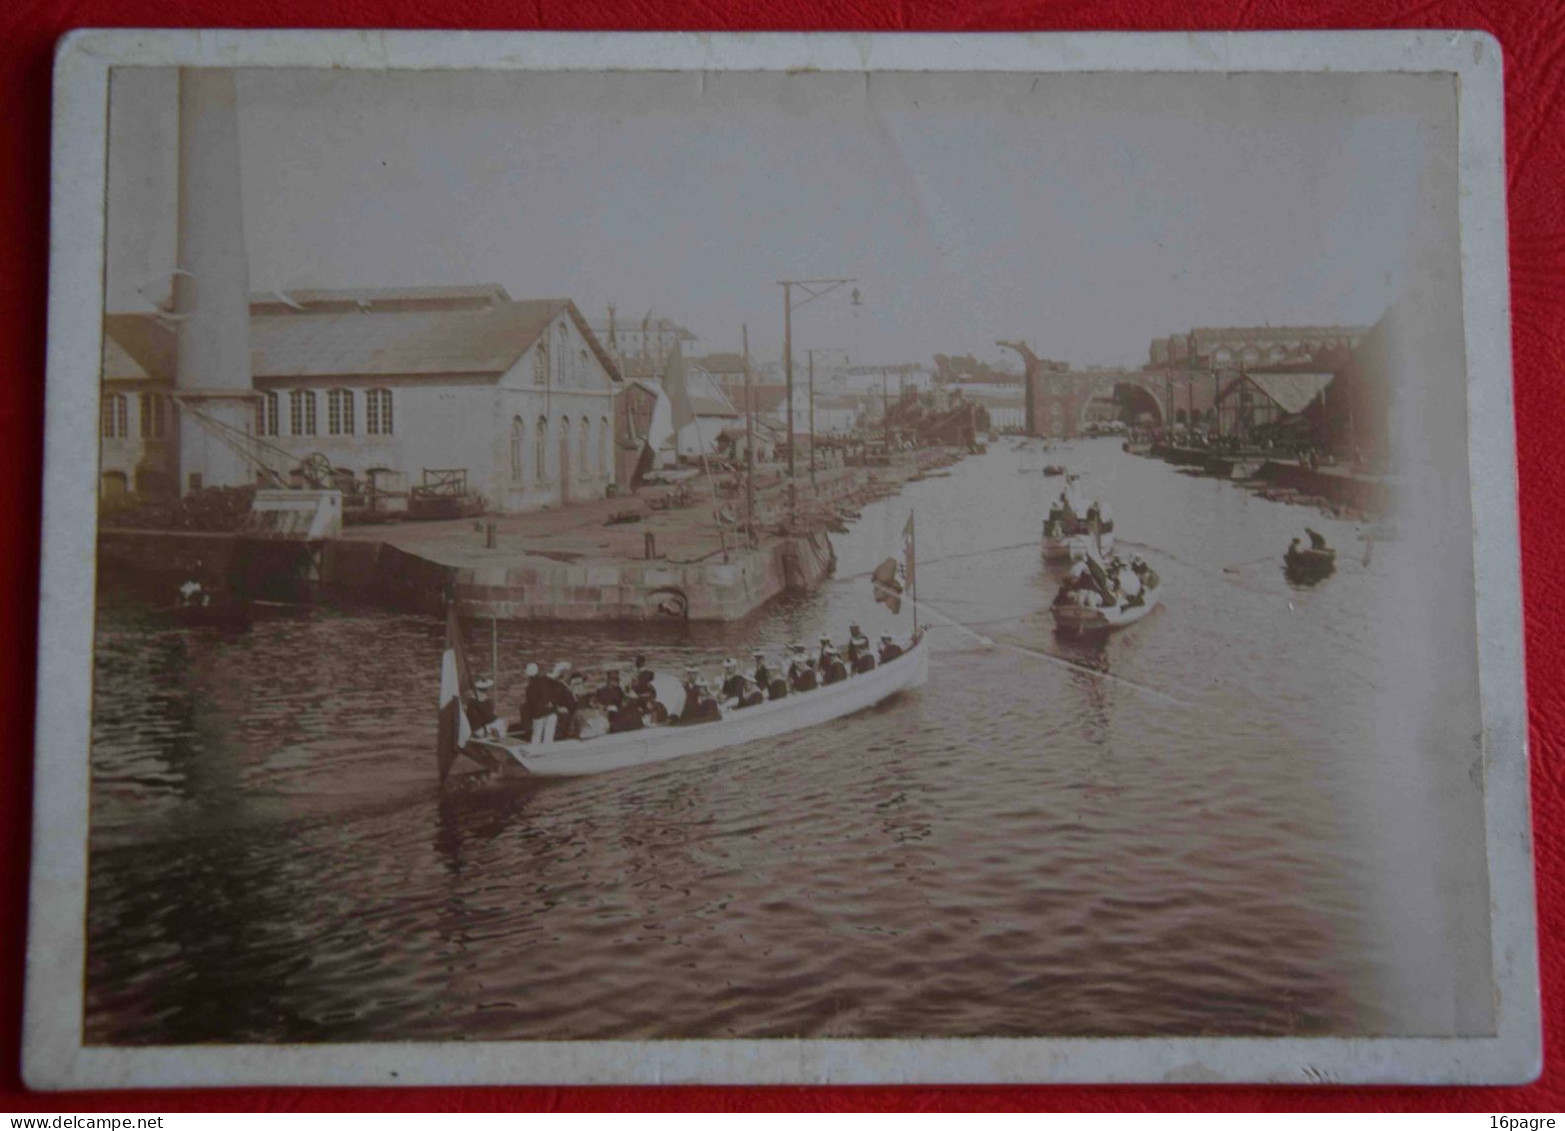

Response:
(997, 341), (1220, 436)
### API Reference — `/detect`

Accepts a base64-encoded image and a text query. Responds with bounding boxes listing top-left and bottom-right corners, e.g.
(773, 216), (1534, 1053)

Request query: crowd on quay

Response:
(1054, 552), (1159, 611)
(461, 624), (910, 745)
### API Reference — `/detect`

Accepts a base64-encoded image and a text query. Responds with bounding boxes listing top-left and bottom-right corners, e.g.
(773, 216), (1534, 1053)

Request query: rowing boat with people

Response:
(1052, 577), (1163, 633)
(444, 630), (929, 779)
(1051, 552), (1162, 634)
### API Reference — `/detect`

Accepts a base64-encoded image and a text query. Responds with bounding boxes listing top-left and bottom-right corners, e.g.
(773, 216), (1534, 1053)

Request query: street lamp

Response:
(779, 277), (858, 495)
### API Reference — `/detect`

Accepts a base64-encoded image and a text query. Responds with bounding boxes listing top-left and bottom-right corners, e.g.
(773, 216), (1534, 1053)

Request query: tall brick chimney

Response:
(173, 68), (256, 493)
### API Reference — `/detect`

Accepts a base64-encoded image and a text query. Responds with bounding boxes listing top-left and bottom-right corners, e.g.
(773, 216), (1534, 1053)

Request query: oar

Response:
(1221, 554), (1282, 573)
(909, 593), (1191, 708)
(907, 593), (995, 648)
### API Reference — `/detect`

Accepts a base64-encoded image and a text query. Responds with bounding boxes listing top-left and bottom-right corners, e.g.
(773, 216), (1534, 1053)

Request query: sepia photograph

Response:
(24, 30), (1536, 1087)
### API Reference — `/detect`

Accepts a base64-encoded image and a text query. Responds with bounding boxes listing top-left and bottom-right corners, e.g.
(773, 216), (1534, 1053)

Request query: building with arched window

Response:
(100, 284), (623, 511)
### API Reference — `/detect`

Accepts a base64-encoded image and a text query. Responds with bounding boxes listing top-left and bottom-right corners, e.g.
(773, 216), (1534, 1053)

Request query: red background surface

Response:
(1, 0), (1559, 1115)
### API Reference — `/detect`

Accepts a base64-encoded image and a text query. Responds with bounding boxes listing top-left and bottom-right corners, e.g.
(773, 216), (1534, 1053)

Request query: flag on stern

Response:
(871, 512), (916, 615)
(436, 602), (474, 785)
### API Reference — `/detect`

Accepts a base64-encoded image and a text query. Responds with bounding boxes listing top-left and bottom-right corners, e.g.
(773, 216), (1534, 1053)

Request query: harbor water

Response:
(84, 440), (1493, 1043)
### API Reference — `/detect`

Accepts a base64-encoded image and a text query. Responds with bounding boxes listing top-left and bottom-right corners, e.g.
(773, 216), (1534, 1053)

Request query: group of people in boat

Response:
(1046, 485), (1111, 536)
(1287, 528), (1332, 557)
(1053, 552), (1159, 610)
(462, 624), (909, 745)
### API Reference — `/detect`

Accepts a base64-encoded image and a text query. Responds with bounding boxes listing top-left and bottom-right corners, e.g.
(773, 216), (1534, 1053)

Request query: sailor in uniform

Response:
(753, 650), (778, 699)
(786, 644), (808, 688)
(821, 645), (848, 685)
(465, 676), (500, 738)
(847, 623), (876, 673)
(549, 663), (577, 739)
(720, 659), (751, 707)
(878, 633), (903, 663)
(791, 652), (819, 693)
(521, 662), (554, 743)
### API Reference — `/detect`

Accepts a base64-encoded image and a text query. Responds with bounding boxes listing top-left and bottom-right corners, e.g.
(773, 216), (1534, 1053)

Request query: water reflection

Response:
(85, 439), (1489, 1043)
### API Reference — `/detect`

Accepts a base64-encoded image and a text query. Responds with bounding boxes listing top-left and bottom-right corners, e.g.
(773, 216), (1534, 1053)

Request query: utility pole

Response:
(1164, 368), (1173, 434)
(779, 277), (858, 521)
(783, 283), (794, 482)
(743, 323), (755, 547)
(808, 349), (817, 485)
(882, 368), (891, 449)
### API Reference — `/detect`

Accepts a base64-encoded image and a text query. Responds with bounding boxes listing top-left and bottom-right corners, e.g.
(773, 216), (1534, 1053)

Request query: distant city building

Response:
(1148, 325), (1367, 370)
(951, 382), (1027, 431)
(101, 284), (623, 513)
(589, 309), (699, 371)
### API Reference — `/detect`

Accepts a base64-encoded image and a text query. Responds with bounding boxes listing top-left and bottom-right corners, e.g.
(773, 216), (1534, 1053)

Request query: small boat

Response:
(1284, 543), (1337, 583)
(1041, 464), (1066, 477)
(1052, 565), (1162, 634)
(1042, 485), (1115, 564)
(459, 634), (930, 779)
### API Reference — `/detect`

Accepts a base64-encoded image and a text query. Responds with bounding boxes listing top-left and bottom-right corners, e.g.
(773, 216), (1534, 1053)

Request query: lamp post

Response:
(779, 278), (858, 516)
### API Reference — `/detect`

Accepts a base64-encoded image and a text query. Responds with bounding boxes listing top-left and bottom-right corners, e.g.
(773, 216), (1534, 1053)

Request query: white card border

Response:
(25, 27), (1538, 1088)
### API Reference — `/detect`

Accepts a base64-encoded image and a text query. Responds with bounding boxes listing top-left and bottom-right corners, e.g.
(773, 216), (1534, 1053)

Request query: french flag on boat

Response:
(436, 602), (474, 784)
(872, 511), (916, 616)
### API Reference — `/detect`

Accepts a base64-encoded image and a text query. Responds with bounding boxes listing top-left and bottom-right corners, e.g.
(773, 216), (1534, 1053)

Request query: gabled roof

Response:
(103, 288), (621, 383)
(1218, 371), (1334, 415)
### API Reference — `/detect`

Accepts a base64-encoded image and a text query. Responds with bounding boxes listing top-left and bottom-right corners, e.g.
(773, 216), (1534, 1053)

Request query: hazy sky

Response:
(106, 67), (1456, 369)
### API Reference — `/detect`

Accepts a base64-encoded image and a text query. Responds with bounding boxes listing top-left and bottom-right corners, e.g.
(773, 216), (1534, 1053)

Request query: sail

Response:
(632, 386), (675, 487)
(436, 603), (473, 784)
(662, 340), (696, 434)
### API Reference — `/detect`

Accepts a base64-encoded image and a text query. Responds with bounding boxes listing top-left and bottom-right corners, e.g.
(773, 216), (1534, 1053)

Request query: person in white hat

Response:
(720, 658), (749, 706)
(465, 676), (500, 737)
(522, 661), (560, 745)
(820, 645), (848, 686)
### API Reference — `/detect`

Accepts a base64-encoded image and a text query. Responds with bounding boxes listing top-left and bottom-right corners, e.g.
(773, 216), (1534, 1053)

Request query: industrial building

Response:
(101, 284), (625, 514)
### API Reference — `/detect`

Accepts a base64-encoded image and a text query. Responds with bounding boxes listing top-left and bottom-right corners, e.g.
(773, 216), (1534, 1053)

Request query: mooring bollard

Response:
(644, 531), (657, 560)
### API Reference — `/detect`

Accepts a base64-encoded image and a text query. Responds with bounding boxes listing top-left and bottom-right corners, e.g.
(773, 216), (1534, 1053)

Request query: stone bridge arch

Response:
(1073, 374), (1168, 430)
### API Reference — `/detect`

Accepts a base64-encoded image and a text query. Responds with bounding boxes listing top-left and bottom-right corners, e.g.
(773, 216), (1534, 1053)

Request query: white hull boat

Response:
(1052, 578), (1163, 634)
(465, 635), (930, 778)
